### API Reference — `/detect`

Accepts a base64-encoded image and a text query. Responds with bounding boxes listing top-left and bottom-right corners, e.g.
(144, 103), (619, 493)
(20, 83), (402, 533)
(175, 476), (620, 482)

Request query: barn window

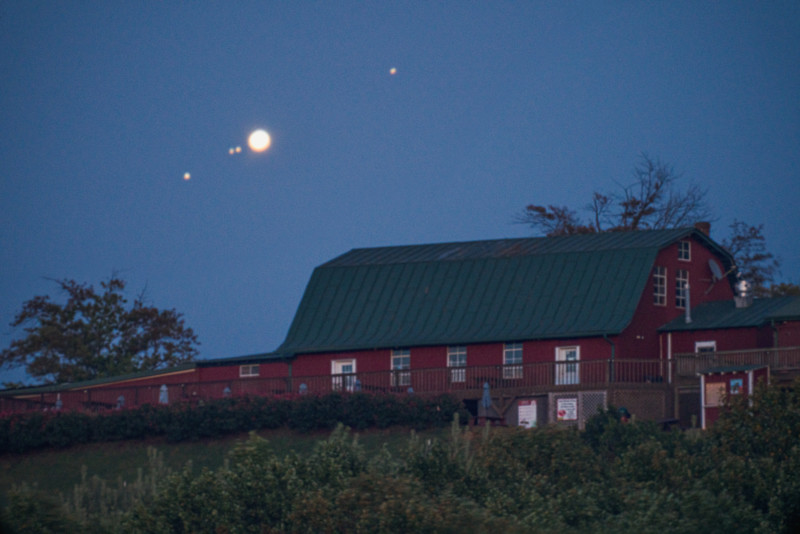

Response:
(391, 349), (411, 387)
(503, 343), (523, 379)
(676, 270), (689, 308)
(448, 346), (467, 383)
(678, 240), (691, 261)
(239, 364), (259, 377)
(653, 266), (667, 306)
(695, 341), (716, 354)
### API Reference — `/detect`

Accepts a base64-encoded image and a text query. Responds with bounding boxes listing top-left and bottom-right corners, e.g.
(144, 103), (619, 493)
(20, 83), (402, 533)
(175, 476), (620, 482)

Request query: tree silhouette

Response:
(1, 277), (199, 384)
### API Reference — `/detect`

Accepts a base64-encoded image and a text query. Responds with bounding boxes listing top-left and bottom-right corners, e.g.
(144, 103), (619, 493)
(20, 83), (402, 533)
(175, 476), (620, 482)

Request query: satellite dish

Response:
(708, 259), (723, 281)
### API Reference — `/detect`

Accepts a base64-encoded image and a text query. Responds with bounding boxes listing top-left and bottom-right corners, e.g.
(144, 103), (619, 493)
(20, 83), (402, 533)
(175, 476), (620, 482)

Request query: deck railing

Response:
(0, 358), (672, 415)
(674, 346), (800, 384)
(4, 348), (798, 415)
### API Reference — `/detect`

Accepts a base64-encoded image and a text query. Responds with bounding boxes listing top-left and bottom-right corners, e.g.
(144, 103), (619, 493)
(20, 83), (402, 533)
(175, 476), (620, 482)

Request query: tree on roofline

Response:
(515, 153), (797, 297)
(515, 154), (713, 234)
(1, 276), (199, 386)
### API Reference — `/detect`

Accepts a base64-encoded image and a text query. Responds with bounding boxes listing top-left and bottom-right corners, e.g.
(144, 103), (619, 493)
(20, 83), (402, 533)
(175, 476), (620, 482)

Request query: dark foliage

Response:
(0, 392), (469, 454)
(1, 277), (199, 384)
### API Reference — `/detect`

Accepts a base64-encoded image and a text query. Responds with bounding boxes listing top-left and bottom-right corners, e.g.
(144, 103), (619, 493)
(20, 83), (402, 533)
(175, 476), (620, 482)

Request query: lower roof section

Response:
(660, 296), (800, 332)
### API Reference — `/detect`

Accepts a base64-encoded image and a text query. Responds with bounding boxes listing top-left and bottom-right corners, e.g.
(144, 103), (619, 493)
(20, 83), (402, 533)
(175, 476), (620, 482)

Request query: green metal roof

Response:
(660, 295), (800, 332)
(0, 362), (199, 396)
(0, 353), (285, 395)
(279, 228), (731, 355)
(201, 352), (285, 366)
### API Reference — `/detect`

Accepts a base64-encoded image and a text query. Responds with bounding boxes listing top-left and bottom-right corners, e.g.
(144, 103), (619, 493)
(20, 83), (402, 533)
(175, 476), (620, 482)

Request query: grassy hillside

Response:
(0, 426), (444, 505)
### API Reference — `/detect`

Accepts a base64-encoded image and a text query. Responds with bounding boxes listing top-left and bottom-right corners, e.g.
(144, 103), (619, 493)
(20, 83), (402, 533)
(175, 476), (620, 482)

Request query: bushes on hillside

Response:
(5, 381), (800, 532)
(0, 392), (470, 454)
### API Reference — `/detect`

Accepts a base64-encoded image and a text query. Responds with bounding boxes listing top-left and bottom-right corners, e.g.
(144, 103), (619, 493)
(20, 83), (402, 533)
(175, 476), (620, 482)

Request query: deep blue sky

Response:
(2, 2), (798, 383)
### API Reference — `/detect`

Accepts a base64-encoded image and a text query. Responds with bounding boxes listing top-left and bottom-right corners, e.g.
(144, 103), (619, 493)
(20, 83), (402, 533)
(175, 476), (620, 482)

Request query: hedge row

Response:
(0, 392), (470, 454)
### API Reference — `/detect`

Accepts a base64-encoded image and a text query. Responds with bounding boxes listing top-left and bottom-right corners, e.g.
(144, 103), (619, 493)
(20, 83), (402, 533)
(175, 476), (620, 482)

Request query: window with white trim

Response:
(391, 349), (411, 387)
(503, 343), (523, 379)
(240, 364), (259, 377)
(678, 240), (691, 261)
(676, 269), (689, 308)
(653, 266), (667, 306)
(447, 346), (467, 383)
(695, 341), (716, 354)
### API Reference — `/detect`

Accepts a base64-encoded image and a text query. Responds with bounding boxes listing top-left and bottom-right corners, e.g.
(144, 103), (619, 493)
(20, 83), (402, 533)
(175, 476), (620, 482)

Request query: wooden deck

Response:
(2, 348), (797, 416)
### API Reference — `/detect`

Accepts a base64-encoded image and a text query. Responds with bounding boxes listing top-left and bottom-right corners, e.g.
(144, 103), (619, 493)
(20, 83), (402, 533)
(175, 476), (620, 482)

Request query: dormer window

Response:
(678, 240), (691, 261)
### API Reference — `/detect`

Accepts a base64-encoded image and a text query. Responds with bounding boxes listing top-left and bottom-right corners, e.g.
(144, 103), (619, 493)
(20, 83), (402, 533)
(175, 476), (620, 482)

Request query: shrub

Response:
(0, 392), (467, 453)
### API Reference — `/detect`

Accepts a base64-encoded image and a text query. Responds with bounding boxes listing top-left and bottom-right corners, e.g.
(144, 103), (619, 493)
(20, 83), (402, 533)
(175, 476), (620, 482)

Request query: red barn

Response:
(275, 226), (741, 425)
(4, 226), (799, 429)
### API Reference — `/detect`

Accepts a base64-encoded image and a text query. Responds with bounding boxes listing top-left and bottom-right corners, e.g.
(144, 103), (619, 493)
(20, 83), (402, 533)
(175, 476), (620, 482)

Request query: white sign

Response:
(557, 397), (578, 421)
(518, 399), (537, 428)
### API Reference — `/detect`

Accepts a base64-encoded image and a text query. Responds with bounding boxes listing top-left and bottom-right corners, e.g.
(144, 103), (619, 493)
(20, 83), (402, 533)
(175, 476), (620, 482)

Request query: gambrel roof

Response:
(278, 228), (734, 356)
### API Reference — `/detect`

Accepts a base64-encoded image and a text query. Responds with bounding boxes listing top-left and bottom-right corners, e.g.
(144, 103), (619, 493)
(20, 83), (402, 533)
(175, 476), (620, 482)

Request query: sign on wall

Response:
(556, 397), (578, 421)
(704, 381), (725, 407)
(730, 378), (743, 394)
(518, 399), (537, 428)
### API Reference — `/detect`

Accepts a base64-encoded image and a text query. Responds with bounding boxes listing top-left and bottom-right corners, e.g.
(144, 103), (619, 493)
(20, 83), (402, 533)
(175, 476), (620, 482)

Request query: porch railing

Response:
(0, 358), (671, 415)
(674, 346), (800, 385)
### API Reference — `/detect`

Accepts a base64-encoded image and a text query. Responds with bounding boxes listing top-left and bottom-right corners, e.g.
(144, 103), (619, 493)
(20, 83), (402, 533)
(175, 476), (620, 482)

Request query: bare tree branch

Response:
(515, 153), (711, 235)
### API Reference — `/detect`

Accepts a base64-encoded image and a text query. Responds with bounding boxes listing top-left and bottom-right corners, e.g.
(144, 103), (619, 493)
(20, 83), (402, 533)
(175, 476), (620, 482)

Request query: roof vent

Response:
(734, 279), (753, 308)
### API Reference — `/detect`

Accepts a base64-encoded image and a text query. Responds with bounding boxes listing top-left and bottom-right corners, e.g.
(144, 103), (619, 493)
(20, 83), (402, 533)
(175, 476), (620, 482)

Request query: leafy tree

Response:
(721, 219), (786, 297)
(516, 154), (798, 295)
(1, 277), (199, 385)
(516, 154), (712, 235)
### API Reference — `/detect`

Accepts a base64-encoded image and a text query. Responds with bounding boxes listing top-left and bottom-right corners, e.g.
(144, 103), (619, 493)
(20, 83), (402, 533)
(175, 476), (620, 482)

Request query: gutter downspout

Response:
(603, 334), (616, 383)
(286, 357), (293, 393)
(771, 319), (779, 348)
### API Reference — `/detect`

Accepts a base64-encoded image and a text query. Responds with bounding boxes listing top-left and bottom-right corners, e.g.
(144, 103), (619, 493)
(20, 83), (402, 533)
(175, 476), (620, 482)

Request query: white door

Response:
(332, 359), (356, 391)
(555, 347), (579, 385)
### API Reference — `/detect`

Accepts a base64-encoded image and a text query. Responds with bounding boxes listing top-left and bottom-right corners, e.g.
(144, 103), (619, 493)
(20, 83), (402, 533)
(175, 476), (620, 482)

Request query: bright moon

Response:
(248, 129), (271, 152)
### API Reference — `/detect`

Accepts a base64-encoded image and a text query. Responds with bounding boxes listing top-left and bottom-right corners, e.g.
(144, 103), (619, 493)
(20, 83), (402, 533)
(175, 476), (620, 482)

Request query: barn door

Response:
(555, 347), (580, 385)
(331, 359), (356, 392)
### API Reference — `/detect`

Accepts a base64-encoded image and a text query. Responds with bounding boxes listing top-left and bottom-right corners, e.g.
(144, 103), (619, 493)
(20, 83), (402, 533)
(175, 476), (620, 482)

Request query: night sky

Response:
(2, 2), (798, 383)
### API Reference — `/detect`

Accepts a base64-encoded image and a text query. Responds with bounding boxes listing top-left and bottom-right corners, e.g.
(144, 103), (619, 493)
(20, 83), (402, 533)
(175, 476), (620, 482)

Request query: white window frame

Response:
(555, 346), (580, 385)
(503, 343), (523, 379)
(447, 346), (467, 383)
(653, 266), (667, 306)
(678, 240), (691, 262)
(239, 364), (260, 377)
(695, 341), (717, 354)
(676, 269), (689, 308)
(331, 359), (356, 392)
(391, 349), (411, 387)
